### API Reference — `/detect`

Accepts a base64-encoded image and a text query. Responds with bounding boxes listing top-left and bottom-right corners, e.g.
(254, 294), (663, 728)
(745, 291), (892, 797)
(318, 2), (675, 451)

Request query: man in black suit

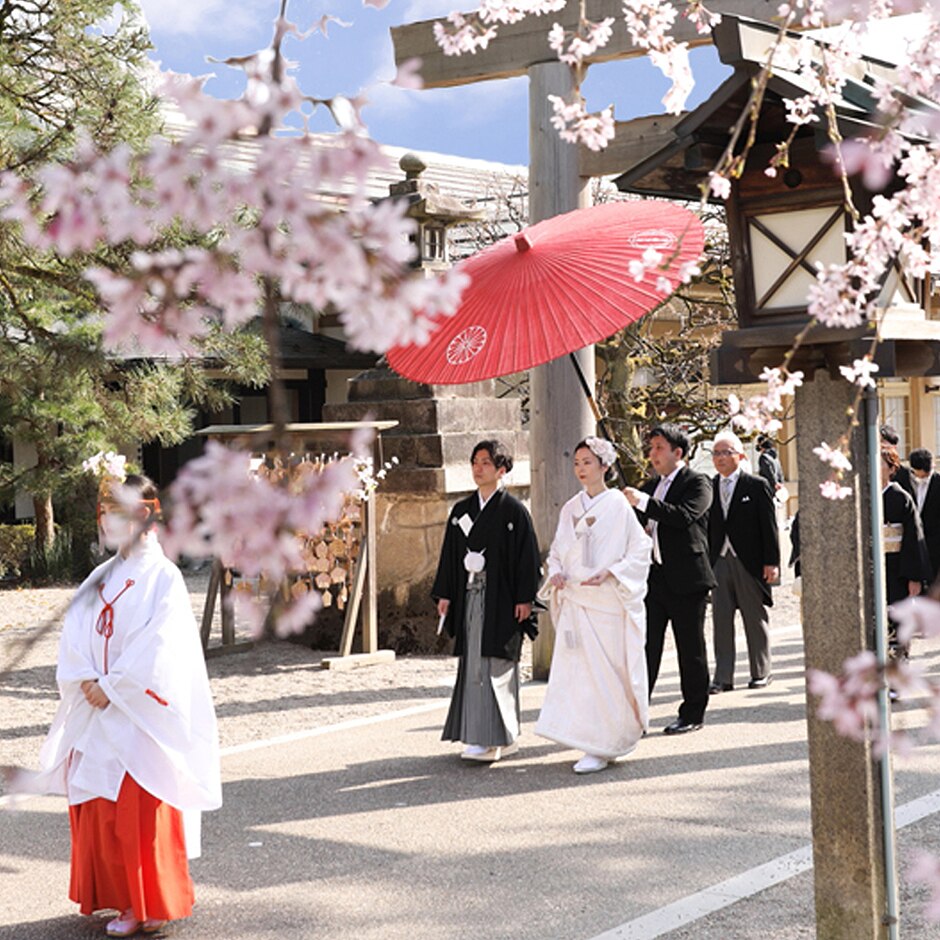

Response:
(910, 448), (940, 586)
(624, 424), (716, 734)
(756, 435), (784, 494)
(707, 432), (780, 693)
(881, 425), (914, 497)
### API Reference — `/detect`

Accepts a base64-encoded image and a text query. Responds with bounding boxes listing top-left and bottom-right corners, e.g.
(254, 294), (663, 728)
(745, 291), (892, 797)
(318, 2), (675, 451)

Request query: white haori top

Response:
(32, 532), (222, 817)
(535, 488), (653, 756)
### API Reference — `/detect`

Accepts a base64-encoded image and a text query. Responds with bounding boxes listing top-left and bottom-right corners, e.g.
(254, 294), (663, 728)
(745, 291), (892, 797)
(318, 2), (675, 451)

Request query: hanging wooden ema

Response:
(196, 421), (397, 668)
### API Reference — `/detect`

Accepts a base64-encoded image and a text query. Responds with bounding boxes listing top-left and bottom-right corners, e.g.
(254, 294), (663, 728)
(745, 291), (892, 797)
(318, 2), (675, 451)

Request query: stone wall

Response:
(323, 367), (529, 652)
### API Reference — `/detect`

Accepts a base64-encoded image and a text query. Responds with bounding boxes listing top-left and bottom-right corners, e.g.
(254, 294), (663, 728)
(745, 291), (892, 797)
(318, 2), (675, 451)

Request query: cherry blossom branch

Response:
(0, 1), (473, 636)
(435, 0), (716, 150)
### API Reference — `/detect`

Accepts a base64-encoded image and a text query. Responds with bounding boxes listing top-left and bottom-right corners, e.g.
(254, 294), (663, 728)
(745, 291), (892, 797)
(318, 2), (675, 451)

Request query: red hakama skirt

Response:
(68, 774), (194, 921)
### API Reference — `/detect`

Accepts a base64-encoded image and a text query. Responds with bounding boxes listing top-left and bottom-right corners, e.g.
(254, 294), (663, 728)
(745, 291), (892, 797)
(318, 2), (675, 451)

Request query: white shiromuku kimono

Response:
(26, 531), (221, 856)
(535, 488), (652, 760)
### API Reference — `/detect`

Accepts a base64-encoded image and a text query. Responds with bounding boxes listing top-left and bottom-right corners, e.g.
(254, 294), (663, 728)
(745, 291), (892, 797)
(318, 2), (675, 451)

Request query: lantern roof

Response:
(614, 14), (940, 202)
(383, 152), (486, 225)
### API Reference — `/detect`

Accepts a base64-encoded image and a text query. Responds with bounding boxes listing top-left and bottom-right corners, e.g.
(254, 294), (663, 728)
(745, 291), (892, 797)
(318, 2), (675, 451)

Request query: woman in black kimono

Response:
(432, 440), (540, 762)
(881, 447), (930, 663)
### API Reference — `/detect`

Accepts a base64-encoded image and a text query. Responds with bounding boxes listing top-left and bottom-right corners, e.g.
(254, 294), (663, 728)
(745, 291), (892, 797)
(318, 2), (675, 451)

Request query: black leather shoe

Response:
(663, 717), (703, 735)
(748, 675), (773, 689)
(709, 682), (733, 694)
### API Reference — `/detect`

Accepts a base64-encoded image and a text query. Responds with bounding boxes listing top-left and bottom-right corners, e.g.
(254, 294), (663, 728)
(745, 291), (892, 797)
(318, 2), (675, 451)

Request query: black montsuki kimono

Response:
(432, 489), (541, 662)
(883, 482), (931, 606)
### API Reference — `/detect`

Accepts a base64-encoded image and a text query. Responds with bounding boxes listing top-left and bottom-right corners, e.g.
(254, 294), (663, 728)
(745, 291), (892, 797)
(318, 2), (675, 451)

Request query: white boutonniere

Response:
(464, 549), (486, 584)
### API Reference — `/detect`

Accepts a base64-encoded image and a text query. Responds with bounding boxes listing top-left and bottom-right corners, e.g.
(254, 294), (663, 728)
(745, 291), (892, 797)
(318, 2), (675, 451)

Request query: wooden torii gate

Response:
(392, 0), (790, 680)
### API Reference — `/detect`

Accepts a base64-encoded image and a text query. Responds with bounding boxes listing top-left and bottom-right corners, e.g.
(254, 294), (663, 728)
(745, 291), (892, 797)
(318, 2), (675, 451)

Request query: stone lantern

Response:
(613, 15), (940, 940)
(388, 152), (484, 271)
(323, 153), (530, 650)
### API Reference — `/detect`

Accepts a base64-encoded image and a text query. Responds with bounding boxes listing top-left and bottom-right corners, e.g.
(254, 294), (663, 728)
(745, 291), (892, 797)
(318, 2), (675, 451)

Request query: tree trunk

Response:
(32, 492), (55, 551)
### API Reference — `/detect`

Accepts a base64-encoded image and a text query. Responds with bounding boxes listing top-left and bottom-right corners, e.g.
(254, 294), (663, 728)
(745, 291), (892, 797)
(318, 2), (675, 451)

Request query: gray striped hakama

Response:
(442, 572), (520, 747)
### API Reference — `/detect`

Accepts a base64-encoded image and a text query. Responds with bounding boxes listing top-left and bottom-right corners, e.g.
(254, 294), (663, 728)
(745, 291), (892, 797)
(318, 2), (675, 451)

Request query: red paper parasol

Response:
(386, 200), (705, 385)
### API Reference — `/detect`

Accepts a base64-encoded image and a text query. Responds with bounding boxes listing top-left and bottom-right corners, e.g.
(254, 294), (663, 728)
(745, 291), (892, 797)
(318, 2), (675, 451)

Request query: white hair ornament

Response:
(585, 436), (617, 468)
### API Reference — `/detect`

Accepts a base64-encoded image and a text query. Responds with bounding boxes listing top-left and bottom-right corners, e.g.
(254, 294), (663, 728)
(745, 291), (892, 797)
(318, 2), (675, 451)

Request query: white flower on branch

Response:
(784, 95), (820, 126)
(548, 17), (615, 66)
(813, 441), (853, 472)
(839, 357), (880, 389)
(621, 0), (694, 114)
(547, 95), (615, 151)
(707, 172), (731, 200)
(819, 479), (853, 500)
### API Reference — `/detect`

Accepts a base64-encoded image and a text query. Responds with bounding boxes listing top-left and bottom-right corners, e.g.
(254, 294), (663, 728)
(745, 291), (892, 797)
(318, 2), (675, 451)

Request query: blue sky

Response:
(138, 0), (732, 166)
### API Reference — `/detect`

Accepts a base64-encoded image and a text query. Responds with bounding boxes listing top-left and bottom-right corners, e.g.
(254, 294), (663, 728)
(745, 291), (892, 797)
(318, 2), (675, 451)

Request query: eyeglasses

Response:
(712, 449), (737, 457)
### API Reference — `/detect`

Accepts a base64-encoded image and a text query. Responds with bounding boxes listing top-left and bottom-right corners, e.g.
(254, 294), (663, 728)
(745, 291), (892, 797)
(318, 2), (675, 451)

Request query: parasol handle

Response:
(567, 352), (628, 487)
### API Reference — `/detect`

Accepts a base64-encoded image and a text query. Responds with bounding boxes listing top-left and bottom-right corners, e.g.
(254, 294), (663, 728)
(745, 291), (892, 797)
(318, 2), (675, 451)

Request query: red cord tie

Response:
(146, 689), (169, 706)
(95, 578), (135, 674)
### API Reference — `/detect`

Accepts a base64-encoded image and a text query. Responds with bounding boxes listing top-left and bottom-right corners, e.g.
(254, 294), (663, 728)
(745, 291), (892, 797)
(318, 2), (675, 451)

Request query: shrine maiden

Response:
(535, 438), (652, 773)
(433, 440), (541, 762)
(13, 474), (221, 938)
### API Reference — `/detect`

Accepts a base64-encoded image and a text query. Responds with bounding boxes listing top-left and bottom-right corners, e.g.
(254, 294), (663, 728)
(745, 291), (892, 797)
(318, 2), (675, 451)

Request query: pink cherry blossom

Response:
(826, 139), (895, 193)
(910, 852), (940, 922)
(547, 95), (615, 151)
(888, 595), (940, 646)
(393, 58), (424, 90)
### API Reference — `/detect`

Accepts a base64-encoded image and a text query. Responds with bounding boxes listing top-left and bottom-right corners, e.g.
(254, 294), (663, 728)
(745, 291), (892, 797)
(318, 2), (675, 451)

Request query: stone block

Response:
(380, 436), (418, 467)
(435, 397), (521, 434)
(347, 370), (434, 403)
(378, 466), (446, 494)
(325, 398), (440, 434)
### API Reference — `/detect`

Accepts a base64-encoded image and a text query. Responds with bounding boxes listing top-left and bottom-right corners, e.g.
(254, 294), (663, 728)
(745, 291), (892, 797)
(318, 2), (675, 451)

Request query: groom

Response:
(432, 440), (541, 762)
(624, 424), (716, 734)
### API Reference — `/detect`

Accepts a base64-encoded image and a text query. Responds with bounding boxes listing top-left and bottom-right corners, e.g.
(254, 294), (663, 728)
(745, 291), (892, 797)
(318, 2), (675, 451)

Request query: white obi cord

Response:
(574, 514), (597, 570)
(464, 549), (486, 584)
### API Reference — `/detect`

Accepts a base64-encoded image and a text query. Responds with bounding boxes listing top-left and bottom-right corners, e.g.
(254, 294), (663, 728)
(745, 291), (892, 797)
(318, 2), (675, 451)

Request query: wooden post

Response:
(363, 492), (379, 654)
(528, 61), (594, 680)
(200, 559), (222, 651)
(220, 569), (235, 647)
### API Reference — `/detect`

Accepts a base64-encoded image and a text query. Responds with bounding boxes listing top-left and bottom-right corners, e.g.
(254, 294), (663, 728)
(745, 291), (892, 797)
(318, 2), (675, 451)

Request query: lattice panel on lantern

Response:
(748, 205), (846, 312)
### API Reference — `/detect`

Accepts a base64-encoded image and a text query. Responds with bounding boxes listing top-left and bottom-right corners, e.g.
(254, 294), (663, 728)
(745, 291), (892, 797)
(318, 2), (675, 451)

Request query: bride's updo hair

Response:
(574, 436), (616, 469)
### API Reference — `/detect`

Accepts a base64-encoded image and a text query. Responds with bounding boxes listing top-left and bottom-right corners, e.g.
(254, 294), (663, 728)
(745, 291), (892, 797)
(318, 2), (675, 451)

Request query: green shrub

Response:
(27, 527), (98, 584)
(56, 477), (99, 580)
(0, 524), (35, 579)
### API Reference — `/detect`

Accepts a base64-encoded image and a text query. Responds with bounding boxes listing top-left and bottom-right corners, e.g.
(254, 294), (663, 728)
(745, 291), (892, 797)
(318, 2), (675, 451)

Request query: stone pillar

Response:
(324, 368), (529, 650)
(795, 369), (889, 939)
(528, 61), (593, 679)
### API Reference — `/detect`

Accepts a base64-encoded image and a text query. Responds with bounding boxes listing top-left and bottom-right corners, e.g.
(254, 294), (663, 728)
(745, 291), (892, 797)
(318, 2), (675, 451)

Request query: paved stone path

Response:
(2, 574), (939, 939)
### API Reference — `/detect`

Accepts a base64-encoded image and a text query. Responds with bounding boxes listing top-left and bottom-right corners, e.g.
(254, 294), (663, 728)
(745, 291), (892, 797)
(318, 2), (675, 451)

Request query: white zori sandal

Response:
(106, 910), (140, 938)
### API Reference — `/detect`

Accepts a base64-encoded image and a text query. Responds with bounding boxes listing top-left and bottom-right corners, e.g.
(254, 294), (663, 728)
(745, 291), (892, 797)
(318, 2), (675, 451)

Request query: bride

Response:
(535, 437), (652, 773)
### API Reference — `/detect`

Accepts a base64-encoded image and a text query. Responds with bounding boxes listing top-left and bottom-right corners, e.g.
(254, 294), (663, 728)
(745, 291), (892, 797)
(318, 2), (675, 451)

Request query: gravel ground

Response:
(0, 569), (801, 785)
(0, 571), (464, 776)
